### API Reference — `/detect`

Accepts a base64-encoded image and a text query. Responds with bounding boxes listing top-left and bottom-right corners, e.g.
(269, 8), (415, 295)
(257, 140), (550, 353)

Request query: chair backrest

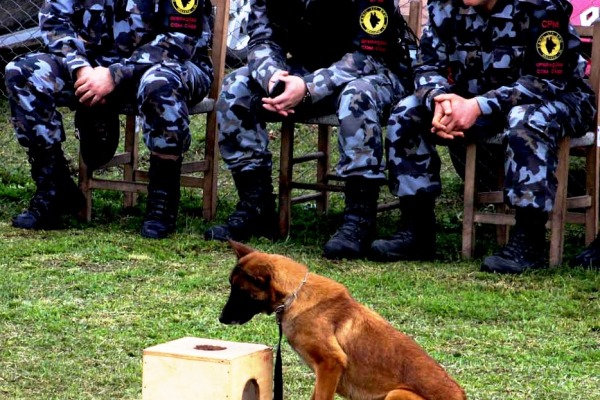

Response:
(405, 0), (423, 37)
(208, 0), (229, 105)
(188, 0), (229, 114)
(574, 21), (600, 123)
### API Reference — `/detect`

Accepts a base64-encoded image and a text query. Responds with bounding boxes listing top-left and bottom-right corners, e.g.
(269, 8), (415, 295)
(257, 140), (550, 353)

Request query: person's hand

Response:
(431, 94), (482, 139)
(267, 70), (288, 95)
(431, 98), (459, 140)
(74, 66), (115, 106)
(262, 72), (307, 117)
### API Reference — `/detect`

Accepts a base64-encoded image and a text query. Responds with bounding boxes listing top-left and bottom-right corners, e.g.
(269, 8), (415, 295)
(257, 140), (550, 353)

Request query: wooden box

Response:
(142, 337), (273, 400)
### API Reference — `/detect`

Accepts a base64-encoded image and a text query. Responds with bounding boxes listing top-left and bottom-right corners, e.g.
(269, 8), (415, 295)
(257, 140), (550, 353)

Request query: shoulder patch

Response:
(355, 0), (395, 55)
(161, 0), (204, 36)
(526, 13), (569, 78)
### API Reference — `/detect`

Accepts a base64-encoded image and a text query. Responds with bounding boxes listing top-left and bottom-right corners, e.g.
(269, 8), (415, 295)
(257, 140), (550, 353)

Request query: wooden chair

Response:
(78, 0), (230, 222)
(461, 20), (600, 267)
(277, 0), (424, 238)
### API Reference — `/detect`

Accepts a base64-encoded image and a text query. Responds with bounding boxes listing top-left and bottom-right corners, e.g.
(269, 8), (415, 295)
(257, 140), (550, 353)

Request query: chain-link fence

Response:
(0, 0), (44, 97)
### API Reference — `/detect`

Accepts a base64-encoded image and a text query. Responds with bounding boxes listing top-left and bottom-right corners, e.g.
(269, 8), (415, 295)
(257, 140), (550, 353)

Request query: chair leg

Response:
(278, 120), (295, 238)
(78, 152), (93, 222)
(495, 170), (510, 247)
(123, 115), (139, 209)
(550, 136), (570, 267)
(584, 138), (599, 244)
(202, 110), (219, 221)
(462, 142), (478, 260)
(315, 124), (331, 215)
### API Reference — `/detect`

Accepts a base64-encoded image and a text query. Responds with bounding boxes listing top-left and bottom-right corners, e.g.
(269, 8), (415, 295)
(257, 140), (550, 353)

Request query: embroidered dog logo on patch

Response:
(172, 0), (198, 15)
(360, 6), (388, 35)
(536, 30), (564, 60)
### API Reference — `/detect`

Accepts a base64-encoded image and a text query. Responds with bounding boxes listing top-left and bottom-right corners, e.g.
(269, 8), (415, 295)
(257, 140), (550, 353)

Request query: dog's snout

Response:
(219, 307), (241, 325)
(218, 310), (230, 324)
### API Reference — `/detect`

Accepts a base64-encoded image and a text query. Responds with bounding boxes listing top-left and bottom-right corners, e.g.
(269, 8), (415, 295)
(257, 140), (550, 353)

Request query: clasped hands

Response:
(74, 66), (115, 107)
(431, 94), (482, 140)
(262, 70), (308, 117)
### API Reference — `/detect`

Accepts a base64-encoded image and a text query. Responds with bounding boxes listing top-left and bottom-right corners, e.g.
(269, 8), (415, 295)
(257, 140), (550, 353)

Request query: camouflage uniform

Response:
(386, 0), (596, 212)
(206, 0), (415, 258)
(5, 0), (214, 156)
(216, 0), (413, 179)
(5, 0), (214, 238)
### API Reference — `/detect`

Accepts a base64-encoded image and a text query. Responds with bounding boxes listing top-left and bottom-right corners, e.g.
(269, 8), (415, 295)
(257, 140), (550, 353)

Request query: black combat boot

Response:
(322, 178), (379, 260)
(574, 234), (600, 269)
(140, 155), (183, 239)
(13, 144), (85, 230)
(369, 194), (436, 261)
(481, 207), (548, 274)
(204, 168), (277, 242)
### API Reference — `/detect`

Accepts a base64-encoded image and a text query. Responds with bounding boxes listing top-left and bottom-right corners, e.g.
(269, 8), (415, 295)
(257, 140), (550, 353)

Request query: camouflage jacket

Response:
(39, 0), (213, 89)
(415, 0), (596, 124)
(246, 0), (414, 104)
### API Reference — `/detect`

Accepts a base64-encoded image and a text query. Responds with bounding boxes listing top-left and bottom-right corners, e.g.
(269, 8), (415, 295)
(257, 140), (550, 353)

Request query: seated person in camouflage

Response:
(204, 0), (416, 260)
(370, 0), (596, 273)
(5, 0), (214, 239)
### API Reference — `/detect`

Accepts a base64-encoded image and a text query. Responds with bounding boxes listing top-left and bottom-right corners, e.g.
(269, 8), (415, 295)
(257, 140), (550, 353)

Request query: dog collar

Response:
(274, 272), (309, 323)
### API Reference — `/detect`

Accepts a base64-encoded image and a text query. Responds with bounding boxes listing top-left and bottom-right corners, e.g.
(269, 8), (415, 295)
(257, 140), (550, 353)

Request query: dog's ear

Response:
(229, 240), (256, 259)
(244, 263), (272, 289)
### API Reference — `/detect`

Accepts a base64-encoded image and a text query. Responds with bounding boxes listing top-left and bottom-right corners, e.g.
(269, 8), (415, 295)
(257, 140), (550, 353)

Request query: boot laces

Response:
(27, 188), (55, 218)
(333, 213), (372, 243)
(390, 227), (415, 243)
(498, 230), (542, 262)
(26, 170), (63, 217)
(227, 200), (261, 227)
(146, 190), (175, 220)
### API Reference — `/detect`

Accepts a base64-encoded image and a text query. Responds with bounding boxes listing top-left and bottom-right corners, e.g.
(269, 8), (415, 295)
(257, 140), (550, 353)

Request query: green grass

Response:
(0, 99), (599, 399)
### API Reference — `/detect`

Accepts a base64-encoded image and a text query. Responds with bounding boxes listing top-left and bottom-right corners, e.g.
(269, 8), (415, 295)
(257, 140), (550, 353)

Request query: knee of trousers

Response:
(5, 53), (64, 95)
(216, 67), (257, 114)
(138, 69), (186, 104)
(387, 95), (430, 142)
(506, 104), (563, 144)
(5, 54), (40, 83)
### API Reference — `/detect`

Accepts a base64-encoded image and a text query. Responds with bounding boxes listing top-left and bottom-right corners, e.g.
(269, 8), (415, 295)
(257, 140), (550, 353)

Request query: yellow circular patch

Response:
(172, 0), (198, 15)
(536, 31), (564, 61)
(359, 6), (388, 35)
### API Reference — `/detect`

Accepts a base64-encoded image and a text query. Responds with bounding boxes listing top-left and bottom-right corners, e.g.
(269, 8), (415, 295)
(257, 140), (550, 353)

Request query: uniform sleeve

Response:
(412, 2), (452, 111)
(39, 0), (92, 77)
(246, 0), (289, 90)
(109, 0), (214, 88)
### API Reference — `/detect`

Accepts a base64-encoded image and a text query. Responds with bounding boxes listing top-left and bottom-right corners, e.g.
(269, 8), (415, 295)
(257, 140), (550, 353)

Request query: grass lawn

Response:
(0, 100), (599, 399)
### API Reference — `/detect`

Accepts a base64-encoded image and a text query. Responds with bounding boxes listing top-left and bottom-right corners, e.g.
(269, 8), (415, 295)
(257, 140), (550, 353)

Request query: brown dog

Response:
(219, 241), (467, 400)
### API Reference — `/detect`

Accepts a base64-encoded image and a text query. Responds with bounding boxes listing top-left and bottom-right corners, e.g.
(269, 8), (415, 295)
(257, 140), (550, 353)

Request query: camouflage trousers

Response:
(386, 94), (592, 212)
(216, 65), (404, 179)
(5, 52), (210, 155)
